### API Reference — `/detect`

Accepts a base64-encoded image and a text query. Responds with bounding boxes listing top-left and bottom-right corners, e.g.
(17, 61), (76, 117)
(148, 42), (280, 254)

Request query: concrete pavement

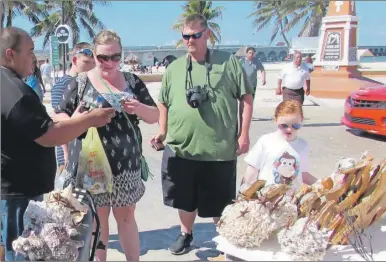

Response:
(43, 80), (385, 261)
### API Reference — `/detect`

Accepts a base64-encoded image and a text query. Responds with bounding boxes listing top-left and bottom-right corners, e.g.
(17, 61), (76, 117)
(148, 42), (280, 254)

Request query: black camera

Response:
(186, 85), (208, 108)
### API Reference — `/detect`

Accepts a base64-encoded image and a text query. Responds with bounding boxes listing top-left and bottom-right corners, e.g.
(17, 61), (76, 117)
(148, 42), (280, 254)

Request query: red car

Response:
(341, 85), (386, 136)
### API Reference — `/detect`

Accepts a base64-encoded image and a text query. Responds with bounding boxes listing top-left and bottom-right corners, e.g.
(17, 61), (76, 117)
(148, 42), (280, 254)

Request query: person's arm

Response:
(305, 71), (311, 95)
(256, 59), (266, 85)
(62, 143), (69, 163)
(157, 102), (168, 136)
(242, 138), (264, 184)
(7, 94), (115, 148)
(261, 70), (266, 86)
(231, 55), (254, 155)
(150, 69), (170, 145)
(276, 69), (284, 95)
(35, 112), (103, 146)
(241, 165), (260, 185)
(300, 142), (316, 185)
(238, 94), (253, 155)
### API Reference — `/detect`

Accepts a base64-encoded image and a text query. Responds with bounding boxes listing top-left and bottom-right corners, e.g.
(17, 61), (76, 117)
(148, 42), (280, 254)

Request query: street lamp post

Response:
(61, 1), (66, 75)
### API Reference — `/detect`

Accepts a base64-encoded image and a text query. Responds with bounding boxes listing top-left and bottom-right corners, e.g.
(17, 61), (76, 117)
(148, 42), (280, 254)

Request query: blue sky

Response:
(12, 1), (386, 50)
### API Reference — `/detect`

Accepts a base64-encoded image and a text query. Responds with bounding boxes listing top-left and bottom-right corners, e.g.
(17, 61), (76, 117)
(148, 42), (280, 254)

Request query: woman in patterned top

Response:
(54, 30), (159, 261)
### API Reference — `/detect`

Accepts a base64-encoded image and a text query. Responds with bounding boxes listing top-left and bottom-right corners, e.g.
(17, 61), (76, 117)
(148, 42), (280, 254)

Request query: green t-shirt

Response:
(158, 50), (253, 161)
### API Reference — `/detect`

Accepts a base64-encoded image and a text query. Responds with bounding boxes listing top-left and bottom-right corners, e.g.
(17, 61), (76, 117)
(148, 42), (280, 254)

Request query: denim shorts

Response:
(1, 195), (43, 261)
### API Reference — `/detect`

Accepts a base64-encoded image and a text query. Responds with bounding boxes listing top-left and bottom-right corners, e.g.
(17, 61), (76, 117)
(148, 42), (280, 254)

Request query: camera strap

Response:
(185, 49), (211, 91)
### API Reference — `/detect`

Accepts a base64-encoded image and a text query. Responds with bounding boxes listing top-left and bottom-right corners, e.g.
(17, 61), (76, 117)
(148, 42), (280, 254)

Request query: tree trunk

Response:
(299, 14), (323, 37)
(6, 5), (12, 27)
(278, 20), (291, 47)
(0, 2), (4, 30)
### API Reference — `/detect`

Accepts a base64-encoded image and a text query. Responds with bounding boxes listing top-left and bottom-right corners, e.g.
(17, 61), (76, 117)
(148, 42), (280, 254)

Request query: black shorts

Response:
(161, 146), (237, 218)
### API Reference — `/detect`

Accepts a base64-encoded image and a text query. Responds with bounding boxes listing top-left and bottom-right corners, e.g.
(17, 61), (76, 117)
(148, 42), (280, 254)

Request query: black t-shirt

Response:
(1, 66), (56, 198)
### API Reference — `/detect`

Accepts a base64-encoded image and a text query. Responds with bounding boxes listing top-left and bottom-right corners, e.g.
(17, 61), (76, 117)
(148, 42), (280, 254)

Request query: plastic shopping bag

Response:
(77, 127), (113, 195)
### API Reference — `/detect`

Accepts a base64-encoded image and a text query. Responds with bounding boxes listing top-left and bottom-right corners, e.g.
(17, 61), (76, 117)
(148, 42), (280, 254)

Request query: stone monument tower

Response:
(313, 0), (361, 78)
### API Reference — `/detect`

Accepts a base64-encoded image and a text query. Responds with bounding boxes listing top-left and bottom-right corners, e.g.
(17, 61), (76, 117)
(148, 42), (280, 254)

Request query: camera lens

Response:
(189, 92), (202, 108)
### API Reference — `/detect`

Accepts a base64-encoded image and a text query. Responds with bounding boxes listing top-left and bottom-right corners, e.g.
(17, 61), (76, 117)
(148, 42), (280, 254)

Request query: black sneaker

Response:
(169, 232), (193, 255)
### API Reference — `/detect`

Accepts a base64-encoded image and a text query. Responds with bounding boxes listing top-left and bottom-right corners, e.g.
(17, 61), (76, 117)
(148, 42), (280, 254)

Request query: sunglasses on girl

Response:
(96, 53), (122, 62)
(75, 48), (93, 57)
(278, 123), (302, 130)
(182, 29), (206, 41)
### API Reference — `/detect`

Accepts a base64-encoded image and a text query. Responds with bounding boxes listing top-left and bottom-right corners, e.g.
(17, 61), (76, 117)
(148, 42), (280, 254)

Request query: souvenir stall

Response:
(214, 152), (386, 261)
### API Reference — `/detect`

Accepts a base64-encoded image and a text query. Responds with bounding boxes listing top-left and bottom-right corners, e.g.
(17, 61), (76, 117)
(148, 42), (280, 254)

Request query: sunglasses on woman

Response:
(96, 53), (122, 63)
(278, 123), (302, 130)
(182, 29), (206, 41)
(75, 48), (93, 57)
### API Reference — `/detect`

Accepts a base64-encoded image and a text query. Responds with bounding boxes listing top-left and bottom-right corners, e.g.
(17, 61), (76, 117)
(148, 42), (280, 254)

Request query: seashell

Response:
(217, 200), (273, 248)
(238, 180), (266, 200)
(278, 217), (329, 261)
(257, 184), (291, 203)
(321, 177), (333, 190)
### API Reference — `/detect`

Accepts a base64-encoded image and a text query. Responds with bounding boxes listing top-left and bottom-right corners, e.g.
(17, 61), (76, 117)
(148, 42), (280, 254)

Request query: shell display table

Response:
(213, 218), (386, 261)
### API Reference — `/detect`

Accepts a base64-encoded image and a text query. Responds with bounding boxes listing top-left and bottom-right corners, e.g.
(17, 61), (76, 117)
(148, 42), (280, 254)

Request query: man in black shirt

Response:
(1, 27), (116, 261)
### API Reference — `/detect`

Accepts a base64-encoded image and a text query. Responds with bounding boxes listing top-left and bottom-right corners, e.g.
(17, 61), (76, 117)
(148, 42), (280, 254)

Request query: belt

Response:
(283, 87), (303, 90)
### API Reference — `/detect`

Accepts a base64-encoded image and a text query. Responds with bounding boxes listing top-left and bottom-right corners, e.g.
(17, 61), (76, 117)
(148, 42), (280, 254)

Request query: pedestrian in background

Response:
(25, 58), (45, 102)
(51, 42), (95, 174)
(276, 51), (311, 105)
(241, 46), (266, 100)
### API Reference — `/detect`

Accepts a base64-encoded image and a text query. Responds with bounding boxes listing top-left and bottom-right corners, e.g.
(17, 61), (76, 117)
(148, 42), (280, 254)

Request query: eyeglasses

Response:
(96, 53), (122, 62)
(278, 123), (302, 130)
(182, 29), (206, 41)
(75, 48), (93, 57)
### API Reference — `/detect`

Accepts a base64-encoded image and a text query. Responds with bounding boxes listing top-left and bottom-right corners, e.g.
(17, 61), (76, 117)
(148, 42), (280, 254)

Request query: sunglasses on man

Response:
(278, 123), (302, 130)
(96, 53), (122, 63)
(75, 48), (93, 57)
(182, 29), (206, 41)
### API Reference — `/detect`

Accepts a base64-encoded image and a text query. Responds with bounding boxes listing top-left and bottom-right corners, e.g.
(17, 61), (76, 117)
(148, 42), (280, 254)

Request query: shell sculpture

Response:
(12, 185), (88, 261)
(277, 217), (329, 261)
(217, 200), (273, 248)
(217, 183), (298, 248)
(12, 223), (84, 261)
(218, 151), (386, 261)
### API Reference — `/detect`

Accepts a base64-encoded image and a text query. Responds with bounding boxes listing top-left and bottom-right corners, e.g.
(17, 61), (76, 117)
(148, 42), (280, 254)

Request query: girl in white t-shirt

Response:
(242, 100), (316, 189)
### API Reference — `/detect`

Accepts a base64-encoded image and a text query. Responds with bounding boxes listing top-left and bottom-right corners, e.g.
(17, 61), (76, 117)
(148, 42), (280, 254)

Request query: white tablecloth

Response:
(213, 218), (386, 261)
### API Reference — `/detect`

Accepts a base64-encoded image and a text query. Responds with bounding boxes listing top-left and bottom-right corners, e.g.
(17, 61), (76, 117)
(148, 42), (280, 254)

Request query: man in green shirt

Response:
(150, 14), (254, 255)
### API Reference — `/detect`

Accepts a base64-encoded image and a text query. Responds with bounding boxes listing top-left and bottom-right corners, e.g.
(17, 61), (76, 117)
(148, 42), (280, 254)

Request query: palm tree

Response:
(30, 0), (108, 49)
(172, 0), (224, 48)
(248, 1), (291, 47)
(1, 0), (46, 29)
(281, 0), (329, 37)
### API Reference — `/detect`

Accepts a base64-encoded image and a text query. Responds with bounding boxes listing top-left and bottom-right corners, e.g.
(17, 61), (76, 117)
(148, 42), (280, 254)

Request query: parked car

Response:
(341, 85), (386, 136)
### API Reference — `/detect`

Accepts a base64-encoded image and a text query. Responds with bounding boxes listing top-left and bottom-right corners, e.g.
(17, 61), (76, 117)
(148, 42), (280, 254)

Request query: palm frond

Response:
(284, 8), (309, 32)
(175, 38), (184, 48)
(171, 1), (223, 48)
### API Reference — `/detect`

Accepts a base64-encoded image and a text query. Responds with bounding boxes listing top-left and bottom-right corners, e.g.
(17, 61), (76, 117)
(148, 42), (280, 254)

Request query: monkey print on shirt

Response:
(273, 151), (300, 185)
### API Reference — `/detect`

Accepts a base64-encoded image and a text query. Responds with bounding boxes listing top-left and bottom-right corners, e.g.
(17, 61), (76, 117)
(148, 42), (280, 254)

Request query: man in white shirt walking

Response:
(40, 58), (53, 91)
(276, 51), (310, 105)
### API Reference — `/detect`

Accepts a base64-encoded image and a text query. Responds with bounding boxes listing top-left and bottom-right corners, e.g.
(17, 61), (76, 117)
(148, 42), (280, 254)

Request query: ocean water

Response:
(360, 56), (386, 63)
